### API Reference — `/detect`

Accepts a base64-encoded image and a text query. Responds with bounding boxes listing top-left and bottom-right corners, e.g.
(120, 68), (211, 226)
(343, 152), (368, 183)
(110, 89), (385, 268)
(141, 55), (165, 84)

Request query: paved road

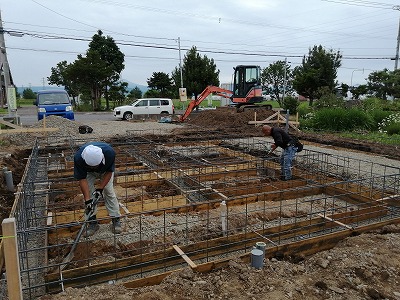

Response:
(2, 105), (187, 126)
(2, 106), (116, 126)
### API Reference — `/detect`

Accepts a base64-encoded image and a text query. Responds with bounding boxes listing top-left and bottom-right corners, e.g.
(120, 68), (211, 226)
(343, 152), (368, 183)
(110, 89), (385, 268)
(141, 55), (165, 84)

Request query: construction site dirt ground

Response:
(2, 108), (400, 300)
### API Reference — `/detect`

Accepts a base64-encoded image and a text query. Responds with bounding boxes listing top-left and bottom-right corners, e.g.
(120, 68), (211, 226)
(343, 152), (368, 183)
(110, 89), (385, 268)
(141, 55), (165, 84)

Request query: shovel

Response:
(57, 193), (102, 271)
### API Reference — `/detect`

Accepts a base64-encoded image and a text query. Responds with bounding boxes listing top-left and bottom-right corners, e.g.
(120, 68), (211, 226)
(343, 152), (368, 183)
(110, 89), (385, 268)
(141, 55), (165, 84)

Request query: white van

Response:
(113, 98), (175, 120)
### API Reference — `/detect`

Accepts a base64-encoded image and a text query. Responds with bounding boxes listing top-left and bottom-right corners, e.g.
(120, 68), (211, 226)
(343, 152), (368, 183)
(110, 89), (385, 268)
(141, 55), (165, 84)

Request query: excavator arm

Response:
(179, 86), (233, 122)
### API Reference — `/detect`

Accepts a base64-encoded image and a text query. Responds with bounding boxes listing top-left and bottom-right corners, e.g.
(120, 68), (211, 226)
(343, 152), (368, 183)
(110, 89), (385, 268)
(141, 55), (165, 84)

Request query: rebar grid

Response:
(8, 134), (400, 298)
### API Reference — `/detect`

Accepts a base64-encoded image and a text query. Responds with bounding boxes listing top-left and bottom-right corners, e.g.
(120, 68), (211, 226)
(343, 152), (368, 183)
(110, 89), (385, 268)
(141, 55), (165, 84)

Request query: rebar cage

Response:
(3, 131), (400, 299)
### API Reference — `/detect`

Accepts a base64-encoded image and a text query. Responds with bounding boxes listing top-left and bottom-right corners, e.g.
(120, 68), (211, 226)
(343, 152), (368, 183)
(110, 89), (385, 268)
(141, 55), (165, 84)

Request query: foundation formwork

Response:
(5, 131), (400, 299)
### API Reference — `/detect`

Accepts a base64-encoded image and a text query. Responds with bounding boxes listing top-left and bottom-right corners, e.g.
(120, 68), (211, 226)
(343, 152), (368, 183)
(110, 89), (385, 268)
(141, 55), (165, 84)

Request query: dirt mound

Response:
(185, 107), (275, 135)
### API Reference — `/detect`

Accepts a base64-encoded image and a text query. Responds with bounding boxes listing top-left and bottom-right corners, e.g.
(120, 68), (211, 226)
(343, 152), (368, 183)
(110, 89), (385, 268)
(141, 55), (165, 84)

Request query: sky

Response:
(1, 0), (400, 90)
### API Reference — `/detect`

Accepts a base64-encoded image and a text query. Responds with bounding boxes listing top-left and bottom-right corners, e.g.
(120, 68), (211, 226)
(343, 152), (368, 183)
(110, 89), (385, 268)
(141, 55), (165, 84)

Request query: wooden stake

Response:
(2, 218), (23, 300)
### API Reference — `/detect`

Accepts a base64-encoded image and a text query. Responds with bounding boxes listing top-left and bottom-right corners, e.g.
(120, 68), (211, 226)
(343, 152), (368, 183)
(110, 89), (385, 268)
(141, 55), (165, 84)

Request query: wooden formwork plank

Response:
(225, 179), (311, 199)
(0, 127), (59, 134)
(196, 169), (259, 182)
(325, 186), (378, 205)
(48, 164), (148, 179)
(116, 172), (160, 184)
(115, 162), (258, 184)
(126, 195), (187, 213)
(49, 196), (186, 231)
(217, 147), (258, 161)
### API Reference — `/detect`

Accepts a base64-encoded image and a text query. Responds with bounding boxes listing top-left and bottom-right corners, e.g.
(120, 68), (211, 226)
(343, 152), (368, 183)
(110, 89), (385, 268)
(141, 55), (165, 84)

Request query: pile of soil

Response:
(185, 108), (399, 159)
(185, 107), (274, 136)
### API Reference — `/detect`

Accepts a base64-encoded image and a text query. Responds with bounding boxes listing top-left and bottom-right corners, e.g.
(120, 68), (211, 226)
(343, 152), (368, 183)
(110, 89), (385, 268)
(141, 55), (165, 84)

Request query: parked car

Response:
(34, 90), (74, 121)
(113, 98), (174, 120)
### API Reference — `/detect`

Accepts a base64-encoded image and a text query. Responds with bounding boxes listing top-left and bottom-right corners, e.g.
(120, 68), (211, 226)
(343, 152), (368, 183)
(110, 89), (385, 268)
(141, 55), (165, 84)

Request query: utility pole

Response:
(177, 37), (187, 107)
(178, 37), (183, 88)
(394, 6), (400, 70)
(0, 10), (17, 120)
(282, 58), (287, 101)
(395, 16), (400, 70)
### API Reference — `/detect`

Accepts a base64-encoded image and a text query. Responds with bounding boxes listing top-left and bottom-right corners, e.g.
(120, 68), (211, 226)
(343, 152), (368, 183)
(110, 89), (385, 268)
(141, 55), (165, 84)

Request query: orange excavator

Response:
(179, 65), (272, 122)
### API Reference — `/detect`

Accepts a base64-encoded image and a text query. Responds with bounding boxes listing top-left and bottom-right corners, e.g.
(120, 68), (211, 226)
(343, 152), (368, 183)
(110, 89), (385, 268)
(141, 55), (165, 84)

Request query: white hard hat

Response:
(81, 145), (105, 166)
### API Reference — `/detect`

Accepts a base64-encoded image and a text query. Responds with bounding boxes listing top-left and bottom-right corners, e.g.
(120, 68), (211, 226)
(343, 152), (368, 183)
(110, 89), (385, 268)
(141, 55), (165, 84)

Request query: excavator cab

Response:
(231, 65), (263, 105)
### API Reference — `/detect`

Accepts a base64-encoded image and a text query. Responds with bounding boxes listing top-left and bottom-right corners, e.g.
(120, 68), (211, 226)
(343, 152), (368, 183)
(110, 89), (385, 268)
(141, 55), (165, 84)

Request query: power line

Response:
(321, 0), (398, 9)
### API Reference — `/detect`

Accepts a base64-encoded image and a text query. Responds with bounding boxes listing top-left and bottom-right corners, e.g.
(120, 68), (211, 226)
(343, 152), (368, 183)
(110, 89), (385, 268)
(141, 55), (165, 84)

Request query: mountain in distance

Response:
(16, 80), (148, 94)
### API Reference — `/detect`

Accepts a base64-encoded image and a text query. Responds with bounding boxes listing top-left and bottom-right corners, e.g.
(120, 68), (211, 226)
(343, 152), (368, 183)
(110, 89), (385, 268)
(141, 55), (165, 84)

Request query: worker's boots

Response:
(84, 215), (99, 238)
(112, 217), (122, 234)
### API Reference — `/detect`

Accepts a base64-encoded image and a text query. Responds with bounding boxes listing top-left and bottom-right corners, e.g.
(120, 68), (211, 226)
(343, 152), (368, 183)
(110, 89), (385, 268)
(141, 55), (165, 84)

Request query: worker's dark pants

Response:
(280, 146), (298, 180)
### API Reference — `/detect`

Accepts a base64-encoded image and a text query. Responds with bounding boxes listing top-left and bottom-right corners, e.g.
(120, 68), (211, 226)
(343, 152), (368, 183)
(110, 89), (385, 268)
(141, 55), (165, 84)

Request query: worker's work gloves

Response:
(85, 199), (95, 216)
(84, 189), (103, 217)
(92, 189), (103, 200)
(266, 144), (275, 153)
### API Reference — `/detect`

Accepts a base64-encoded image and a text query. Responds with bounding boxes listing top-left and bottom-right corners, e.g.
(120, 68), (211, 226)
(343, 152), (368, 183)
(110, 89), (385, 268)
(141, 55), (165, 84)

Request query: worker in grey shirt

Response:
(74, 142), (121, 237)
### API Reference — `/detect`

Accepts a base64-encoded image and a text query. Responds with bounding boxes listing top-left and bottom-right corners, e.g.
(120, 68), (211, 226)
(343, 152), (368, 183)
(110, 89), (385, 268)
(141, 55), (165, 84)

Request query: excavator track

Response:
(236, 104), (273, 112)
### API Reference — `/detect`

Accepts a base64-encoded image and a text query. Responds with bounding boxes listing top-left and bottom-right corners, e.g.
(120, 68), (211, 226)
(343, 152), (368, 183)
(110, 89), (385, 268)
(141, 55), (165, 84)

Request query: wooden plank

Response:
(317, 213), (353, 230)
(2, 218), (23, 300)
(0, 127), (59, 134)
(173, 245), (197, 268)
(47, 212), (53, 226)
(0, 119), (22, 129)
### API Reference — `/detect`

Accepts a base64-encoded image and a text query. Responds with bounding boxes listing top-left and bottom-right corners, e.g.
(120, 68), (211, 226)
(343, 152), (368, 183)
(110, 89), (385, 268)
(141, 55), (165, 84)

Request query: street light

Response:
(350, 69), (364, 88)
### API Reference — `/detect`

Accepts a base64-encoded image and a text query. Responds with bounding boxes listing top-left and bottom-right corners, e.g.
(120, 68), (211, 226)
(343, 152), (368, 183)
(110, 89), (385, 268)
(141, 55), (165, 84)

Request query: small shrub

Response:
(281, 96), (299, 114)
(385, 123), (400, 135)
(368, 110), (392, 131)
(362, 97), (384, 111)
(297, 102), (310, 118)
(378, 112), (400, 134)
(314, 93), (345, 110)
(311, 108), (373, 131)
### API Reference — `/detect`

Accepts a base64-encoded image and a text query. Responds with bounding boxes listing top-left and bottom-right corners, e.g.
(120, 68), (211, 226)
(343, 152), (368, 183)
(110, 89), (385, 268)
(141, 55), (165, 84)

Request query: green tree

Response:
(88, 30), (125, 110)
(22, 88), (36, 99)
(390, 69), (400, 98)
(339, 83), (349, 98)
(351, 84), (368, 100)
(49, 30), (125, 111)
(367, 69), (396, 100)
(261, 60), (293, 106)
(293, 45), (342, 106)
(67, 51), (106, 110)
(147, 72), (173, 97)
(108, 81), (129, 107)
(127, 86), (142, 100)
(171, 46), (220, 100)
(48, 61), (80, 106)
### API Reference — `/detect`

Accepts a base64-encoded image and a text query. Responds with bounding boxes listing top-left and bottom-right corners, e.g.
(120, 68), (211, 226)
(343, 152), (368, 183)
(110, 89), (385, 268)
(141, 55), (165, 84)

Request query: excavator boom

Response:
(179, 86), (233, 122)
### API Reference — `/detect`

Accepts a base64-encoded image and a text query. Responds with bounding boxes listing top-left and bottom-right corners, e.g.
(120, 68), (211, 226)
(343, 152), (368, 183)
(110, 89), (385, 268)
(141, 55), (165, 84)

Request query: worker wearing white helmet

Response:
(74, 142), (121, 237)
